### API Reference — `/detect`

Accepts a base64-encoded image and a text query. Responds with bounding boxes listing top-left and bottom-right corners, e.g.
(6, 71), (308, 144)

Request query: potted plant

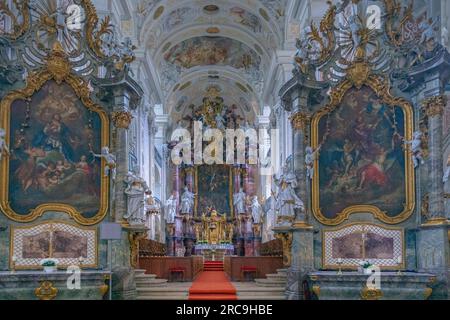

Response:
(41, 258), (59, 273)
(358, 260), (373, 275)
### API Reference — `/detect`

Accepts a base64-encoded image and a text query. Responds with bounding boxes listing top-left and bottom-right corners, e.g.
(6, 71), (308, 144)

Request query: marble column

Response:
(417, 95), (449, 299)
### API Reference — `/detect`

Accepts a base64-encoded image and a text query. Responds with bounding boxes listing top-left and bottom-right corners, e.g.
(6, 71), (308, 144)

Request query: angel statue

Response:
(251, 196), (262, 224)
(294, 31), (310, 73)
(443, 154), (450, 184)
(180, 186), (196, 214)
(165, 194), (177, 224)
(419, 17), (440, 46)
(124, 166), (150, 226)
(91, 146), (117, 180)
(404, 131), (425, 168)
(0, 128), (10, 162)
(305, 146), (321, 179)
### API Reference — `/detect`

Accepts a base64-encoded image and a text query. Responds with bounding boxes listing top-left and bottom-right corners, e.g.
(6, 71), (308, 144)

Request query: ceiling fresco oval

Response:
(163, 36), (261, 71)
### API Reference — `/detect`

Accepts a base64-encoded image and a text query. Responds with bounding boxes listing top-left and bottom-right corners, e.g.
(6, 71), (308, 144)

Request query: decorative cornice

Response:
(422, 95), (447, 117)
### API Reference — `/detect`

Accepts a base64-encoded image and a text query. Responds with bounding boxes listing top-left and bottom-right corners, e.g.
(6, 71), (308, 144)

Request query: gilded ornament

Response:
(128, 232), (147, 268)
(0, 0), (30, 40)
(112, 111), (133, 129)
(423, 287), (433, 300)
(35, 281), (58, 300)
(422, 96), (446, 118)
(290, 112), (310, 132)
(312, 285), (320, 297)
(275, 232), (293, 267)
(360, 286), (383, 300)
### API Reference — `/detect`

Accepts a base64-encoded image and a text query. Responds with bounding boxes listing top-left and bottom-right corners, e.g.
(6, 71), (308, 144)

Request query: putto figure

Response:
(0, 128), (10, 162)
(305, 146), (321, 179)
(91, 146), (117, 180)
(404, 131), (425, 168)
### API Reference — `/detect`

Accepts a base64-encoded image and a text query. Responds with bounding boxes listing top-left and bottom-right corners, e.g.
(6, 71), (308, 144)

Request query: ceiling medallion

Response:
(153, 6), (165, 20)
(206, 27), (220, 34)
(204, 5), (219, 13)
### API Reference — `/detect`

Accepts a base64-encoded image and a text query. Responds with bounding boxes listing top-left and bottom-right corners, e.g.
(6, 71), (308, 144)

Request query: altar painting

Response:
(1, 80), (108, 223)
(195, 165), (232, 217)
(312, 85), (414, 224)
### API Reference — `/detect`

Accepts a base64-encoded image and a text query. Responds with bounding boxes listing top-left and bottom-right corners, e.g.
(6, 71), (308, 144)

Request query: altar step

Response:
(203, 261), (224, 271)
(254, 269), (287, 288)
(135, 269), (168, 287)
(136, 283), (192, 300)
(233, 282), (286, 300)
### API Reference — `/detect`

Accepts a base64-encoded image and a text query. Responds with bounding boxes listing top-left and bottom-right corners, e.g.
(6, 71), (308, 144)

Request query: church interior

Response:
(0, 0), (449, 301)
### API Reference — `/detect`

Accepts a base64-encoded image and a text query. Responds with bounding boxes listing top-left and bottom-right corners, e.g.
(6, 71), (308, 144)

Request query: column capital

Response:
(290, 111), (311, 132)
(421, 95), (447, 117)
(112, 111), (134, 129)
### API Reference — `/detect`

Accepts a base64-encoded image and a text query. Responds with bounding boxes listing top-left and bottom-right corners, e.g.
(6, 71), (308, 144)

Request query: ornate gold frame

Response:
(194, 164), (234, 218)
(311, 74), (415, 225)
(0, 42), (109, 225)
(321, 222), (406, 270)
(10, 220), (99, 270)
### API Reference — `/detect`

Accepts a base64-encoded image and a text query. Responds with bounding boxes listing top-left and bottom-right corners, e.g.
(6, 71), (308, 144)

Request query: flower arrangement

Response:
(41, 258), (59, 272)
(359, 260), (372, 269)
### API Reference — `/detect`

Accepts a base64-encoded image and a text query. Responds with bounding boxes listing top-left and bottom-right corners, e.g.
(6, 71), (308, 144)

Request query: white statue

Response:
(305, 146), (321, 179)
(251, 196), (262, 224)
(276, 180), (305, 226)
(419, 17), (440, 45)
(180, 186), (195, 214)
(339, 14), (363, 48)
(165, 194), (177, 224)
(215, 113), (226, 130)
(233, 188), (247, 214)
(275, 165), (297, 188)
(404, 131), (425, 168)
(91, 146), (117, 180)
(442, 26), (449, 49)
(443, 155), (450, 183)
(0, 128), (10, 162)
(124, 166), (149, 225)
(263, 194), (277, 239)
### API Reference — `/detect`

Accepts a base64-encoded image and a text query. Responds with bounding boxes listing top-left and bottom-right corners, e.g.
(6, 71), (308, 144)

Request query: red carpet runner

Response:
(188, 261), (237, 300)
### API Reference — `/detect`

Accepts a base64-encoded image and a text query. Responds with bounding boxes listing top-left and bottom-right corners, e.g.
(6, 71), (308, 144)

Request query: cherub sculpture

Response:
(404, 131), (425, 168)
(91, 146), (117, 180)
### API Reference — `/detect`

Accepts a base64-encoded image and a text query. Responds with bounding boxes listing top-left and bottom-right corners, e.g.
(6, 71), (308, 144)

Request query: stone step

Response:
(266, 273), (287, 280)
(135, 278), (168, 287)
(134, 269), (148, 276)
(136, 289), (189, 296)
(237, 295), (285, 300)
(135, 274), (157, 280)
(254, 278), (286, 287)
(137, 295), (188, 300)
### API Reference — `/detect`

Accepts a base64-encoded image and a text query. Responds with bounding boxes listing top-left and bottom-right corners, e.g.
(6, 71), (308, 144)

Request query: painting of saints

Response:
(316, 86), (408, 219)
(7, 81), (103, 218)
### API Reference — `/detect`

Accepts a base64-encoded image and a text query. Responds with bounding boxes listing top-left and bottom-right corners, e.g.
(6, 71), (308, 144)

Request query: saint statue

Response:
(0, 128), (10, 162)
(276, 181), (305, 226)
(165, 194), (177, 224)
(233, 188), (247, 214)
(123, 166), (149, 226)
(263, 193), (277, 239)
(251, 196), (262, 224)
(91, 146), (117, 180)
(180, 186), (195, 214)
(305, 146), (321, 179)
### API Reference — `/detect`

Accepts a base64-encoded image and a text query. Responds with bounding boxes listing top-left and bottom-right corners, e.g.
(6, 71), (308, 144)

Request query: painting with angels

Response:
(7, 81), (103, 218)
(314, 86), (411, 221)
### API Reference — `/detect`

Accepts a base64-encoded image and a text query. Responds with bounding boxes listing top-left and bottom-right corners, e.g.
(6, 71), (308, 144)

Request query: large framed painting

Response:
(323, 223), (404, 270)
(195, 165), (233, 217)
(311, 80), (414, 225)
(10, 221), (97, 269)
(0, 46), (109, 225)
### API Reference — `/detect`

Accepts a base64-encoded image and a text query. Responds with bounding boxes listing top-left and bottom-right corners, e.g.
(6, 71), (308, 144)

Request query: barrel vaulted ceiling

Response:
(135, 0), (291, 121)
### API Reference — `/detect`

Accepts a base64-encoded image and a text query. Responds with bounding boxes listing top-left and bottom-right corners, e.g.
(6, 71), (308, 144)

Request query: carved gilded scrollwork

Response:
(0, 42), (110, 225)
(311, 60), (415, 226)
(290, 112), (310, 132)
(81, 0), (111, 59)
(308, 2), (336, 64)
(360, 286), (383, 300)
(0, 0), (30, 40)
(422, 95), (446, 118)
(275, 232), (293, 267)
(112, 111), (133, 129)
(35, 281), (58, 300)
(128, 232), (147, 268)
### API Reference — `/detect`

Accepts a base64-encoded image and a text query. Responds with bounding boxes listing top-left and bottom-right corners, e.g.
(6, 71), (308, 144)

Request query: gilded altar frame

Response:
(0, 43), (110, 226)
(194, 164), (234, 218)
(311, 73), (415, 226)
